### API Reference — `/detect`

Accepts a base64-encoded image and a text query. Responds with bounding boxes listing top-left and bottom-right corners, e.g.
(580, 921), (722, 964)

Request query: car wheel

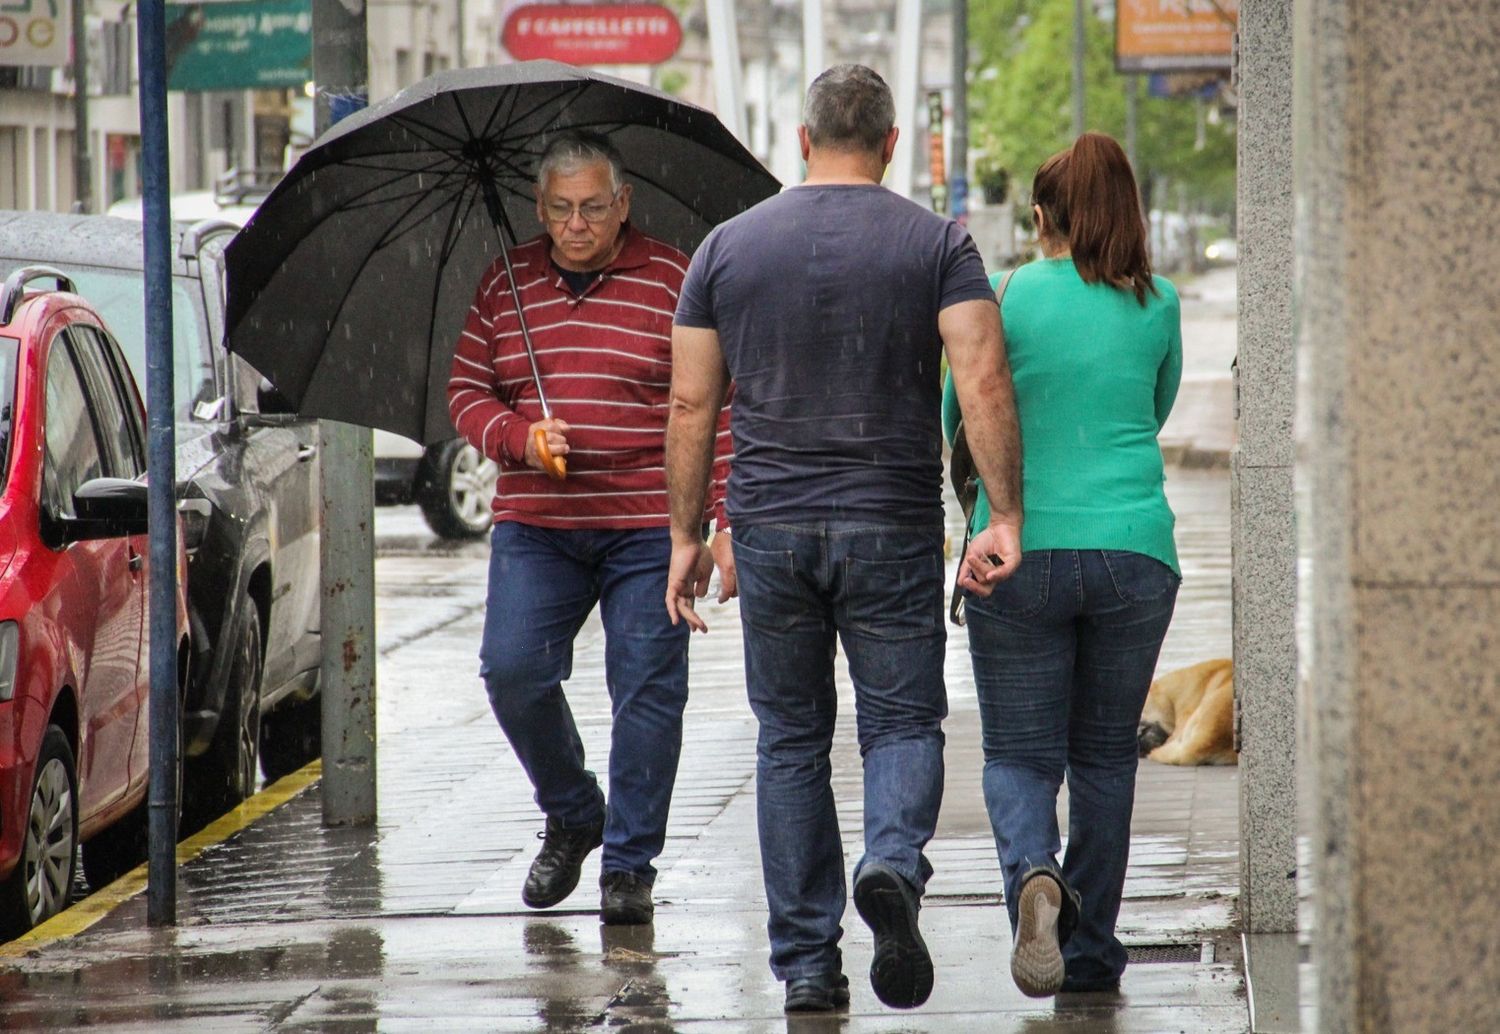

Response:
(259, 694), (320, 784)
(0, 727), (78, 936)
(417, 439), (496, 540)
(185, 600), (262, 825)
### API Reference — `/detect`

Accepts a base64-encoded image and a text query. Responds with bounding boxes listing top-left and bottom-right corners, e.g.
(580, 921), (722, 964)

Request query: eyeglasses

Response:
(543, 195), (619, 224)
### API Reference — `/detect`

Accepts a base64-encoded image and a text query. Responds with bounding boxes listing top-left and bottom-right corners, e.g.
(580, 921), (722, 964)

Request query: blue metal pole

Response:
(136, 0), (179, 927)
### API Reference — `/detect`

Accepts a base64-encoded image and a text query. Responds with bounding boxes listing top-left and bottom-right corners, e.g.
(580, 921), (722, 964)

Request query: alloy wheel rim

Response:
(24, 758), (74, 925)
(449, 445), (499, 530)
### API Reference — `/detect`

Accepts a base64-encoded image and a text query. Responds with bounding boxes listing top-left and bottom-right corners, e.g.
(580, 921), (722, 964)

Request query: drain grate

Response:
(1125, 942), (1207, 964)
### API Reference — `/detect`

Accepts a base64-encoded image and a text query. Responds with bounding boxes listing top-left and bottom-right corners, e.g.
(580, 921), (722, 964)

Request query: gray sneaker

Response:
(1011, 871), (1066, 997)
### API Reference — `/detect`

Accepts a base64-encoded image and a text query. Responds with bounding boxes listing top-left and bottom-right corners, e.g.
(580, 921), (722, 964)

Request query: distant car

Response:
(0, 267), (190, 934)
(1204, 237), (1239, 265)
(0, 211), (324, 822)
(104, 167), (274, 229)
(374, 430), (497, 540)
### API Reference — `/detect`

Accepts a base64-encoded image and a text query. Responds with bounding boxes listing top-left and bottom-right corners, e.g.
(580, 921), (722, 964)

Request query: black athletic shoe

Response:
(599, 870), (654, 925)
(522, 816), (604, 909)
(784, 972), (851, 1012)
(853, 862), (934, 1009)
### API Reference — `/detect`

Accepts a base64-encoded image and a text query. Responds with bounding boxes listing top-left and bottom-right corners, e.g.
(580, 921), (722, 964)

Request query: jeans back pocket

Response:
(1099, 550), (1180, 604)
(841, 552), (944, 641)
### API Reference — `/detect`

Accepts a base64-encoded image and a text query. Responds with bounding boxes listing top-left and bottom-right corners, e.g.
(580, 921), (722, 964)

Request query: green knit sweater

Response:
(942, 258), (1183, 574)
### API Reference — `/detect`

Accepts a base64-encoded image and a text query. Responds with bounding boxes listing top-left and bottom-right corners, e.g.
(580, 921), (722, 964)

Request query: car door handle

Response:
(297, 446), (317, 462)
(128, 550), (144, 573)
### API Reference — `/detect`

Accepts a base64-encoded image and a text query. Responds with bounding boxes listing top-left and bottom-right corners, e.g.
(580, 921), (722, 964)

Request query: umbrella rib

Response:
(420, 174), (487, 441)
(389, 111), (470, 152)
(299, 181), (452, 395)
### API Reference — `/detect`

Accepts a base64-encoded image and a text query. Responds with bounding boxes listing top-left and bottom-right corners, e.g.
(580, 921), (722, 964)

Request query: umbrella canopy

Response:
(225, 60), (780, 444)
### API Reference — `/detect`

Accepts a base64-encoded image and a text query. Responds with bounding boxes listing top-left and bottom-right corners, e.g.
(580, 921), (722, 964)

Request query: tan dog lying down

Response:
(1137, 659), (1237, 766)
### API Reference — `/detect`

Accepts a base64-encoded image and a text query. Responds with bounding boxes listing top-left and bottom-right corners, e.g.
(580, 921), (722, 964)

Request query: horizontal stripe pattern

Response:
(448, 228), (730, 530)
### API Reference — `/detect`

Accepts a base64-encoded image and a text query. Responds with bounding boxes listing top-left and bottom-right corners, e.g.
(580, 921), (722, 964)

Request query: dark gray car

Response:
(0, 211), (324, 822)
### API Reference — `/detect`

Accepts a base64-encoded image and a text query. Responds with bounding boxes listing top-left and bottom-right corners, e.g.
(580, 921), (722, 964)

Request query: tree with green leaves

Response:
(968, 0), (1235, 218)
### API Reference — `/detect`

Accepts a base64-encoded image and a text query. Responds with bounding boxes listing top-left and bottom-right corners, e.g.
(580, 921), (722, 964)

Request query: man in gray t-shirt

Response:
(664, 64), (1023, 1014)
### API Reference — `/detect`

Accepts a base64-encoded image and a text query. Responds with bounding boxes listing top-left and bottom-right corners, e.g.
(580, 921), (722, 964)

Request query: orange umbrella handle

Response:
(533, 427), (567, 481)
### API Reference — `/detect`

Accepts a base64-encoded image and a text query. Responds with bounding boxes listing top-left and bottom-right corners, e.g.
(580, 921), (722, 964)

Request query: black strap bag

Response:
(948, 268), (1015, 626)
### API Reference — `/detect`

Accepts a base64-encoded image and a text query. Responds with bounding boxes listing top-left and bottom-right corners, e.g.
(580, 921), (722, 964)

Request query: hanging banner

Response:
(163, 0), (313, 91)
(926, 90), (947, 216)
(0, 0), (69, 67)
(1116, 0), (1238, 74)
(502, 3), (682, 66)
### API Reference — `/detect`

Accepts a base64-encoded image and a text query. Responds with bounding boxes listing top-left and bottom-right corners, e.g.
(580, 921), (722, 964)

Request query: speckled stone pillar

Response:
(1233, 0), (1298, 936)
(1296, 2), (1500, 1030)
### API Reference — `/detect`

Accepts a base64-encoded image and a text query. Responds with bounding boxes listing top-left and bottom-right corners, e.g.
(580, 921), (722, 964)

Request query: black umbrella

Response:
(224, 60), (779, 447)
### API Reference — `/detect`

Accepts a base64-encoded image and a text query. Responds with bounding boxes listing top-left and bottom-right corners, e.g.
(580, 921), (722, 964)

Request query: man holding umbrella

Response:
(664, 66), (1022, 1010)
(447, 130), (733, 925)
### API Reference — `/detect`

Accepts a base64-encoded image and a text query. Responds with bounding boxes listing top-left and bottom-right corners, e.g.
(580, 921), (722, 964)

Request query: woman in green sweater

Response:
(942, 132), (1182, 999)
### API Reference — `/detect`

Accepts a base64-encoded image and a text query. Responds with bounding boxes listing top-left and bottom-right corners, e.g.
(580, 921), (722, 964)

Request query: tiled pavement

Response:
(0, 466), (1246, 1032)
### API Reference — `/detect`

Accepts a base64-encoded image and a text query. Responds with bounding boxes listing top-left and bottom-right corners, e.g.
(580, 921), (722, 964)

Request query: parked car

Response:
(1204, 237), (1239, 266)
(0, 267), (190, 934)
(0, 211), (324, 823)
(374, 430), (498, 539)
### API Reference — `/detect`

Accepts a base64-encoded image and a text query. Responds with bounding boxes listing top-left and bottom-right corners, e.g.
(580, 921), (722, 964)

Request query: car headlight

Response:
(0, 621), (18, 702)
(177, 496), (212, 554)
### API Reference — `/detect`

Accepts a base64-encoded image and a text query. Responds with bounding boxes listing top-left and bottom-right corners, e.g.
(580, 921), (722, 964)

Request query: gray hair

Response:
(802, 64), (895, 153)
(535, 131), (625, 194)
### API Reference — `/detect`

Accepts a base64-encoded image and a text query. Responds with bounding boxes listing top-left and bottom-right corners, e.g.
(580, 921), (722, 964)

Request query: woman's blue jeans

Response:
(732, 521), (948, 982)
(478, 521), (689, 883)
(964, 549), (1179, 988)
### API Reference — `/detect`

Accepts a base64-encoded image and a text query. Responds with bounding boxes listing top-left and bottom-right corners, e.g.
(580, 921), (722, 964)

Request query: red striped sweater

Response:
(447, 226), (730, 530)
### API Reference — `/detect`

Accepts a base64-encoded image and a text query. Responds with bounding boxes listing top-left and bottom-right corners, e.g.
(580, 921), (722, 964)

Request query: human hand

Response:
(666, 539), (712, 633)
(958, 521), (1022, 597)
(524, 418), (570, 472)
(710, 531), (736, 602)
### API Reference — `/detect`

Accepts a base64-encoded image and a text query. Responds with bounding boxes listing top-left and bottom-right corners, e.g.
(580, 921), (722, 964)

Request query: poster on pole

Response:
(1115, 0), (1238, 74)
(0, 0), (70, 67)
(163, 0), (312, 91)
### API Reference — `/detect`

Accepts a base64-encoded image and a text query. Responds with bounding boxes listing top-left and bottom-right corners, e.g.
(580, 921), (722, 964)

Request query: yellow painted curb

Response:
(0, 759), (323, 957)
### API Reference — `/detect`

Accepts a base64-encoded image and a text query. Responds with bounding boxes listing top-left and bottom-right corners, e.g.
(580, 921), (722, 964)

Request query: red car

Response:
(0, 267), (188, 936)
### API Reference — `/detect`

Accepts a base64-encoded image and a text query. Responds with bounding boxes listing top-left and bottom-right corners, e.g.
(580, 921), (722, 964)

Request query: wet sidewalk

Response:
(0, 473), (1243, 1034)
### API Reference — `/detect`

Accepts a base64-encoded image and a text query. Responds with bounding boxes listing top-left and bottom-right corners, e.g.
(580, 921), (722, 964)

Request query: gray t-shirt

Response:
(675, 184), (995, 526)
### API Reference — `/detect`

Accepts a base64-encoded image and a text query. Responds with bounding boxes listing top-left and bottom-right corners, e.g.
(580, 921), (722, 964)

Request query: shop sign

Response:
(0, 0), (69, 68)
(1116, 0), (1238, 74)
(502, 3), (682, 66)
(164, 0), (312, 91)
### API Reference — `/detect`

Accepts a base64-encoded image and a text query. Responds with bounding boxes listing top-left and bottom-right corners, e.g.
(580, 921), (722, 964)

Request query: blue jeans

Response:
(479, 522), (689, 882)
(732, 521), (948, 982)
(964, 549), (1179, 988)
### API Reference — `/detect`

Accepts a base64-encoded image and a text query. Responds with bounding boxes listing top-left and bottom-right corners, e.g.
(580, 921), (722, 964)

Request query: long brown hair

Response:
(1031, 132), (1156, 305)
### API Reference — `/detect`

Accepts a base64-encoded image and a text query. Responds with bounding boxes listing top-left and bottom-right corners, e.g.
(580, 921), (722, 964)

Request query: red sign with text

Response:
(502, 4), (682, 65)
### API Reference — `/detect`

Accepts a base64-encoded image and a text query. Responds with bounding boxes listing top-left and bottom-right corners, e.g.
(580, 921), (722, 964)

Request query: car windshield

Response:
(0, 336), (16, 491)
(0, 262), (213, 425)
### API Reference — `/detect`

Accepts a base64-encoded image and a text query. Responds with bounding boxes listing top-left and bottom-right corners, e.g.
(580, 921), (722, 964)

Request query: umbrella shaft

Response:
(480, 172), (552, 420)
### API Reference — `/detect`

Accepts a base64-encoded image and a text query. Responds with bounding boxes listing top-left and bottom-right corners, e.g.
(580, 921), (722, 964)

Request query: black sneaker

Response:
(853, 862), (934, 1009)
(599, 870), (654, 925)
(784, 972), (850, 1012)
(522, 816), (604, 909)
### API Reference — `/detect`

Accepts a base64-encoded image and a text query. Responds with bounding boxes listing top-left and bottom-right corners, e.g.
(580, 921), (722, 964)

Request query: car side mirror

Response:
(64, 478), (150, 541)
(257, 377), (297, 416)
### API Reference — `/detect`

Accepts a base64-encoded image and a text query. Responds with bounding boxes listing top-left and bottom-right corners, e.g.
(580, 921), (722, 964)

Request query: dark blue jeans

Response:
(732, 521), (948, 982)
(964, 549), (1179, 988)
(479, 522), (689, 883)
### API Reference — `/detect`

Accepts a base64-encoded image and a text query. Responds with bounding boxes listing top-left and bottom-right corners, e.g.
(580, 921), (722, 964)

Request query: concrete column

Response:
(1297, 2), (1500, 1030)
(1232, 0), (1297, 935)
